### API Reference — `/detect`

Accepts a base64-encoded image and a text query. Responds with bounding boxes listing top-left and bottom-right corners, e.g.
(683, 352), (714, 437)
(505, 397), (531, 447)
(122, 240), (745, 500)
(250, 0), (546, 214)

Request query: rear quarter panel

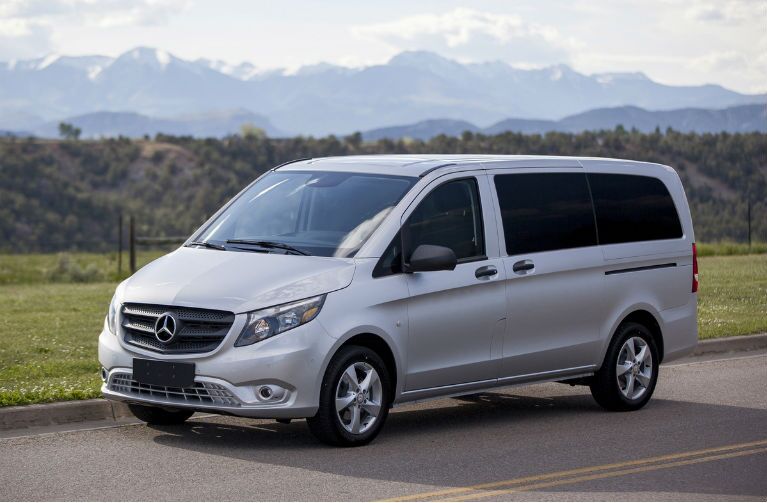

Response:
(580, 160), (698, 363)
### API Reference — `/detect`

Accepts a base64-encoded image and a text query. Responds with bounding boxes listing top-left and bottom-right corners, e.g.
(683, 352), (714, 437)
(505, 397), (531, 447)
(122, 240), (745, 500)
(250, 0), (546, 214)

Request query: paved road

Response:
(1, 350), (765, 501)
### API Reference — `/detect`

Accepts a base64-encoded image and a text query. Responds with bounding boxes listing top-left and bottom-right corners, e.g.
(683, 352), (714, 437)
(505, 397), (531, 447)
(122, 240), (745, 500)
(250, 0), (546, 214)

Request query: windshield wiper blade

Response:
(226, 239), (310, 256)
(187, 240), (226, 250)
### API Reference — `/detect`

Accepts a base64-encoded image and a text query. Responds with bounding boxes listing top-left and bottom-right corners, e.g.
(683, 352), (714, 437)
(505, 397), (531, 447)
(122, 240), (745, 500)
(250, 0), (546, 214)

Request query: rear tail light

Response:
(692, 242), (699, 293)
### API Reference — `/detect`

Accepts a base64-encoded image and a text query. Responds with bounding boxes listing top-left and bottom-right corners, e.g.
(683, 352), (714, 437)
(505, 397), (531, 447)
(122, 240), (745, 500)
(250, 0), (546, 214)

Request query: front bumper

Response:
(98, 318), (336, 419)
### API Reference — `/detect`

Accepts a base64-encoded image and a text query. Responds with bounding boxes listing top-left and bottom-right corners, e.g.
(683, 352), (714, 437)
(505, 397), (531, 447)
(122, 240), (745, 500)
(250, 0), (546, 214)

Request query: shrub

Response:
(45, 253), (106, 283)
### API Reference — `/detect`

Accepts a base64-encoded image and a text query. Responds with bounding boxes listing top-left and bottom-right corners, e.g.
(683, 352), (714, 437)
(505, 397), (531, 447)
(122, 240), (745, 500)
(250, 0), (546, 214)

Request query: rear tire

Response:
(307, 345), (392, 447)
(590, 322), (659, 411)
(128, 403), (194, 425)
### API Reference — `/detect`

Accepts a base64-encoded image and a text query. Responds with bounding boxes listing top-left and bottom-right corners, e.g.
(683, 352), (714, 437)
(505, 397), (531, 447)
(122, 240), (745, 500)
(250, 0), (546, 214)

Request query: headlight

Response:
(235, 295), (325, 347)
(107, 294), (120, 335)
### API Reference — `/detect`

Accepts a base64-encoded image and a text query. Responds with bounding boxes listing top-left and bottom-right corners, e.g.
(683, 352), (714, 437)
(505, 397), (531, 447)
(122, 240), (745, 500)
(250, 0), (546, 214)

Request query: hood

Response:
(120, 247), (355, 313)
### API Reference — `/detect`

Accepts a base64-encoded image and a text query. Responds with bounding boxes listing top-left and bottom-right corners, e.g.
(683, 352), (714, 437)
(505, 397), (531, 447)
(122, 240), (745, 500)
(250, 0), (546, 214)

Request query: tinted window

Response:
(494, 173), (597, 255)
(373, 231), (403, 278)
(404, 178), (485, 262)
(588, 174), (683, 244)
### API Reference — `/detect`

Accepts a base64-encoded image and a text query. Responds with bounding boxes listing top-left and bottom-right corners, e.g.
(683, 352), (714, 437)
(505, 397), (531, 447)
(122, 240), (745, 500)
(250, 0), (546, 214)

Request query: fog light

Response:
(257, 385), (287, 402)
(100, 367), (108, 382)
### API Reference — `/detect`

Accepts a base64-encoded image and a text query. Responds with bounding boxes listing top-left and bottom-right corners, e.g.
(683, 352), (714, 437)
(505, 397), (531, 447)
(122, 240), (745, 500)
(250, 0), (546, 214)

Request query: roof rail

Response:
(419, 162), (457, 178)
(271, 157), (311, 171)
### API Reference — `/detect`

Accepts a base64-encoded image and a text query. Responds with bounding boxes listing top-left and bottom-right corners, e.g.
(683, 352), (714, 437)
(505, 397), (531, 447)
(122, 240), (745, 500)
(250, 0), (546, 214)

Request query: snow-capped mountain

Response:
(1, 47), (763, 136)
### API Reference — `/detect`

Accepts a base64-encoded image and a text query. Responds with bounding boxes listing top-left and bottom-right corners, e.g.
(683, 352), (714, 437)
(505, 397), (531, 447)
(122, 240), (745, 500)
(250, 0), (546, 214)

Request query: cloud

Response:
(684, 0), (765, 24)
(685, 43), (767, 91)
(0, 0), (188, 59)
(0, 19), (52, 60)
(352, 8), (578, 67)
(0, 0), (188, 26)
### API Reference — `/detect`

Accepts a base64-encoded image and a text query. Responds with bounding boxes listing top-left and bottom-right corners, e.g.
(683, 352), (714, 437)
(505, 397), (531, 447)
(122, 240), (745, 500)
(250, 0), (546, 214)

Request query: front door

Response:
(403, 174), (507, 391)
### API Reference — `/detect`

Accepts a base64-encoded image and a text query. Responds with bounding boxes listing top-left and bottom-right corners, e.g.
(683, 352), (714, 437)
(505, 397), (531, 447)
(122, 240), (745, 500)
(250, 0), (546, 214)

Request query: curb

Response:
(1, 333), (765, 433)
(691, 333), (767, 356)
(0, 398), (131, 432)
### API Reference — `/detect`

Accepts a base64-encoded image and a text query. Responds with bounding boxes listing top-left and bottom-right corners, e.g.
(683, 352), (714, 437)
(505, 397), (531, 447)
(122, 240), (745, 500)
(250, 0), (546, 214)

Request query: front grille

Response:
(121, 303), (234, 354)
(108, 373), (240, 407)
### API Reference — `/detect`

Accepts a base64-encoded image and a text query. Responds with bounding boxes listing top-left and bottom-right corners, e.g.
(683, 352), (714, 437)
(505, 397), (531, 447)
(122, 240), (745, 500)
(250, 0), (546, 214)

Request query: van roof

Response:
(278, 154), (669, 177)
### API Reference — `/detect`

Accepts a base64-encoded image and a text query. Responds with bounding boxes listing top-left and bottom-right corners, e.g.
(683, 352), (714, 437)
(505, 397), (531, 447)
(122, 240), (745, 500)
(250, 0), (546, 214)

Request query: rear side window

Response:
(494, 173), (597, 255)
(588, 174), (683, 244)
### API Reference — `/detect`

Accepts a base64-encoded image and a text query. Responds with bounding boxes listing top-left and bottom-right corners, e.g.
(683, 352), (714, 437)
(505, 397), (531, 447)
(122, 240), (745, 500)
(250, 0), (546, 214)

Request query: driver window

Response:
(404, 178), (485, 264)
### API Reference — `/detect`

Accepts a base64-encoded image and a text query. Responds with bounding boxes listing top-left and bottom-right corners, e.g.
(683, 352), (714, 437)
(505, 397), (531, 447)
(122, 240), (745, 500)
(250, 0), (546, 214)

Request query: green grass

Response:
(0, 250), (167, 285)
(0, 283), (114, 406)
(697, 241), (767, 257)
(0, 252), (764, 407)
(697, 254), (767, 339)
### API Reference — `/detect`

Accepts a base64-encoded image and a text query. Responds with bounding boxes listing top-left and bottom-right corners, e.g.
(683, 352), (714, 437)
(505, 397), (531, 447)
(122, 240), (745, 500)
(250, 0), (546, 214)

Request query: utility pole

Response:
(129, 216), (136, 273)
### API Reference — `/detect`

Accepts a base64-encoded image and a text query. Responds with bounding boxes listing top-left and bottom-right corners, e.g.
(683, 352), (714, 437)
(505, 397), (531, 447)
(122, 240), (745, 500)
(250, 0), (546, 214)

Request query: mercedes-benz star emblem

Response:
(154, 312), (178, 344)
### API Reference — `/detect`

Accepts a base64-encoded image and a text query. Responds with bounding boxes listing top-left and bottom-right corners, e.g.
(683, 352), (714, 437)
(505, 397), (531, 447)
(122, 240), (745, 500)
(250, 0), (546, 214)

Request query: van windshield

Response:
(191, 171), (417, 258)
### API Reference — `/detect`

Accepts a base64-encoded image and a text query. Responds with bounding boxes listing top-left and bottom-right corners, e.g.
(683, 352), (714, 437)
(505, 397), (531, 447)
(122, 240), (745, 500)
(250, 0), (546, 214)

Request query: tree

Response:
(58, 122), (81, 140)
(240, 123), (267, 139)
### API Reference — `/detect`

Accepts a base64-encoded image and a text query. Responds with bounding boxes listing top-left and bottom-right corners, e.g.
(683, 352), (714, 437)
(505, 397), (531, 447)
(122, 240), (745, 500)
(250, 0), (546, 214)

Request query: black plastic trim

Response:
(419, 162), (457, 177)
(605, 262), (677, 276)
(271, 157), (311, 171)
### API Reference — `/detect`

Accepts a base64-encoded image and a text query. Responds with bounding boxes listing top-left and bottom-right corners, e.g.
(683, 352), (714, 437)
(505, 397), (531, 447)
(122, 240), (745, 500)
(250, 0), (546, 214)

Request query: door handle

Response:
(475, 265), (498, 279)
(512, 259), (535, 274)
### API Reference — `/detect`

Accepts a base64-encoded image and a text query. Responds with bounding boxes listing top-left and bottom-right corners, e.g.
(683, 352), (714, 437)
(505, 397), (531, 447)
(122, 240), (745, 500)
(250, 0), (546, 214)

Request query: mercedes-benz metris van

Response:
(99, 155), (698, 446)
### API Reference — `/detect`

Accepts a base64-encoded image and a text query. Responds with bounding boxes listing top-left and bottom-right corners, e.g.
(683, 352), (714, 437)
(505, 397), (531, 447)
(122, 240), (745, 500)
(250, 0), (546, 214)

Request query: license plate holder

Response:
(133, 358), (195, 388)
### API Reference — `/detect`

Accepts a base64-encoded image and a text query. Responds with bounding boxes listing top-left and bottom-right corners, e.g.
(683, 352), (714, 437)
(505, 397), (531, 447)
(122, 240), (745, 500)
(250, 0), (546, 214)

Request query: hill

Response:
(32, 110), (285, 139)
(363, 104), (767, 140)
(0, 129), (764, 253)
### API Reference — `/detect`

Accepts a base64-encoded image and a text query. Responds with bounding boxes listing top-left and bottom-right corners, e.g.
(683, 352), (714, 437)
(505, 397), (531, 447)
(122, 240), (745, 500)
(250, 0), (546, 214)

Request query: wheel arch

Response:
(320, 330), (401, 403)
(604, 308), (665, 364)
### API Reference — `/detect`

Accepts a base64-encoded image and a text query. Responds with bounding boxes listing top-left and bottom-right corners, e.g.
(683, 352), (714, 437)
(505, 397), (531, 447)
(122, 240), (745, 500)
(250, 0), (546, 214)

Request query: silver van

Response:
(99, 155), (699, 446)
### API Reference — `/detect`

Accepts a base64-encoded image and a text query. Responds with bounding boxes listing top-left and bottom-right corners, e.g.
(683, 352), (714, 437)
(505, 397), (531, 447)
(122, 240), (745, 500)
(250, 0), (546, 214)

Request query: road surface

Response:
(1, 349), (765, 501)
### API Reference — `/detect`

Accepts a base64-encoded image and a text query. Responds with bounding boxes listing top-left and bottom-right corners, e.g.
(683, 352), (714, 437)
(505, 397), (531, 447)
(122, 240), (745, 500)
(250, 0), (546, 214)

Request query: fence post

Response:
(117, 214), (123, 275)
(129, 216), (136, 273)
(747, 199), (752, 249)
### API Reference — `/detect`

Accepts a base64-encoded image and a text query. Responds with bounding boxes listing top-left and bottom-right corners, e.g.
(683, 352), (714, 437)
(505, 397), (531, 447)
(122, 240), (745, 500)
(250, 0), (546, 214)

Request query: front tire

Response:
(590, 322), (659, 411)
(128, 403), (194, 425)
(307, 345), (391, 446)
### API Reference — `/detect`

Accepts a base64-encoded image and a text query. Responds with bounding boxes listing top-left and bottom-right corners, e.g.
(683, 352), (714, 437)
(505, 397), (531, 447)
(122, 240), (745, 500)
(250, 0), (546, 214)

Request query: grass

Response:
(0, 250), (168, 285)
(0, 251), (764, 407)
(697, 241), (767, 257)
(697, 254), (767, 339)
(0, 283), (114, 406)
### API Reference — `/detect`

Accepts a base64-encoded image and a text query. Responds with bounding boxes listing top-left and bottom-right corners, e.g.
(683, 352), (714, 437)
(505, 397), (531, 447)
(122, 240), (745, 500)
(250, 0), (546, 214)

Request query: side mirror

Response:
(406, 244), (457, 272)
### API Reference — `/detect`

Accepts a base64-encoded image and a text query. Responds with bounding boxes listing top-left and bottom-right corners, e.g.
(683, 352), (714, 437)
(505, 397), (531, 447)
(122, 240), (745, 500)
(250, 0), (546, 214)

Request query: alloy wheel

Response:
(335, 362), (383, 434)
(616, 336), (653, 400)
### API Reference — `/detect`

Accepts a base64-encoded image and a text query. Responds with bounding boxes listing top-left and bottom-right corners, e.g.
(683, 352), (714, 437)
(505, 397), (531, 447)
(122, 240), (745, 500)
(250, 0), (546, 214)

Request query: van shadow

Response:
(149, 389), (767, 496)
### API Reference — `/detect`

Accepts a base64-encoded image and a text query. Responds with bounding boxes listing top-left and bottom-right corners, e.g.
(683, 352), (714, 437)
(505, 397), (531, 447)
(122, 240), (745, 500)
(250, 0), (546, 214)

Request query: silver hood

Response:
(118, 247), (356, 313)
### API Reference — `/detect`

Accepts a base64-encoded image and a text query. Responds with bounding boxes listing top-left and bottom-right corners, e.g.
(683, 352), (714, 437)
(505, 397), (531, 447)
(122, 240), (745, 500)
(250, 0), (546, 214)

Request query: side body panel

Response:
(316, 258), (410, 401)
(485, 166), (607, 378)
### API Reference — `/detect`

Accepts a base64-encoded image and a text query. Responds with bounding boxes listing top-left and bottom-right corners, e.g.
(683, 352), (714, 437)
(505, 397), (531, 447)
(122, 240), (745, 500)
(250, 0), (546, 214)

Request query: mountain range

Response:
(1, 47), (764, 137)
(363, 104), (767, 140)
(30, 110), (284, 139)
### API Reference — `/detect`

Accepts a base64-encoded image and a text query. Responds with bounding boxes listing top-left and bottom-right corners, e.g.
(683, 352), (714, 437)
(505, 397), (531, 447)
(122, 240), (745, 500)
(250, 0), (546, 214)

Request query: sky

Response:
(0, 0), (765, 94)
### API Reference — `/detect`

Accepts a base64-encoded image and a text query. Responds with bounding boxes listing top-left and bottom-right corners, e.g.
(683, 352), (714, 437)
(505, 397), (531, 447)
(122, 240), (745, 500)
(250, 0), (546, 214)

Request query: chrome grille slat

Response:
(121, 303), (234, 355)
(122, 305), (167, 318)
(122, 320), (155, 334)
(108, 373), (240, 407)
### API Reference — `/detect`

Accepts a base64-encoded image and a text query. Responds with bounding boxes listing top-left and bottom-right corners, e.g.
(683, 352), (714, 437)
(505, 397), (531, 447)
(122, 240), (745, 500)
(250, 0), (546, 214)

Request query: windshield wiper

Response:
(226, 239), (310, 256)
(187, 240), (227, 250)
